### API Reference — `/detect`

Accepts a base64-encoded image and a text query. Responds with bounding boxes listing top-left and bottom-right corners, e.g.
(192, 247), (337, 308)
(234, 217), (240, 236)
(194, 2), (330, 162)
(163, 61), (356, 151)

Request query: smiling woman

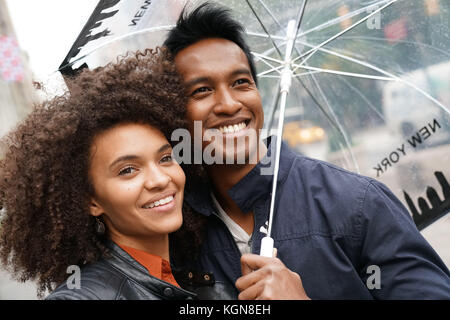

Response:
(88, 123), (186, 261)
(0, 48), (209, 300)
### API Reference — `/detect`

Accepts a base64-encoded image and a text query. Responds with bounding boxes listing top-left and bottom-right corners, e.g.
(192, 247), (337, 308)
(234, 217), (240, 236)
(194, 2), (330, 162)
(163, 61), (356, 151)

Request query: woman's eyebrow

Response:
(109, 144), (171, 169)
(109, 155), (139, 169)
(184, 76), (210, 88)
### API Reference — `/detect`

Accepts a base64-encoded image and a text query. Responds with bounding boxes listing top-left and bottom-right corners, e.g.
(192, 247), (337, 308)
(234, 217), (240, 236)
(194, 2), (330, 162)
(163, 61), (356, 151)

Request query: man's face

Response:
(174, 38), (264, 165)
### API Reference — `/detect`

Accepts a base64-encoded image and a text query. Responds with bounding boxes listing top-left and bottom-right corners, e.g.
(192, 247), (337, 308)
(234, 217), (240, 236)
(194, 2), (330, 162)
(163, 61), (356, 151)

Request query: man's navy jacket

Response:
(184, 138), (450, 299)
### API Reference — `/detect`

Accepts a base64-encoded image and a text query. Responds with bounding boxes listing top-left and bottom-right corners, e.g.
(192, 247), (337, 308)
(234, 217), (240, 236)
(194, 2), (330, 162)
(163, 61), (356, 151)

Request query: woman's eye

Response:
(118, 166), (137, 176)
(191, 87), (210, 96)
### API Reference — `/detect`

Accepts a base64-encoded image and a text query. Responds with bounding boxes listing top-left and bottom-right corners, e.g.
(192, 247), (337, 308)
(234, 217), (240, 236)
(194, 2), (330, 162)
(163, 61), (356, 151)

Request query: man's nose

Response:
(213, 87), (241, 115)
(144, 165), (171, 190)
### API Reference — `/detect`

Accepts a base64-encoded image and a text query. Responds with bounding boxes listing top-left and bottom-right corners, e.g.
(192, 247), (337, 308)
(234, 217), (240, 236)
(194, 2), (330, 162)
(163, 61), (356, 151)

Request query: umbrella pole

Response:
(260, 20), (296, 257)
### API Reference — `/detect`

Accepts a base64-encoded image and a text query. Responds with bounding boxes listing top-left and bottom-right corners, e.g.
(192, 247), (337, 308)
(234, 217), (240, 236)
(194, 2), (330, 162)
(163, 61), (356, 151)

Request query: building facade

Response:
(0, 0), (35, 139)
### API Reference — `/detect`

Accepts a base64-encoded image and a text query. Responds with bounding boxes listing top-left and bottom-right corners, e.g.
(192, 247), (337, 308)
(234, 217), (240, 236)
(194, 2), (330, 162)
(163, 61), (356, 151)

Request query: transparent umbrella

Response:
(59, 0), (450, 261)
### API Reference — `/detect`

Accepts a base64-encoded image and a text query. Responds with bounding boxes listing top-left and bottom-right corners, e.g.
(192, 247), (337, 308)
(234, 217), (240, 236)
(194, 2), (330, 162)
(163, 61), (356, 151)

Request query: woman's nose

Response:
(144, 166), (171, 190)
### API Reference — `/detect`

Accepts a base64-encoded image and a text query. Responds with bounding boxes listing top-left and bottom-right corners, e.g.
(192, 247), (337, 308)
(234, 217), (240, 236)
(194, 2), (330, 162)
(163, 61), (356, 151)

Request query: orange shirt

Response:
(117, 243), (180, 288)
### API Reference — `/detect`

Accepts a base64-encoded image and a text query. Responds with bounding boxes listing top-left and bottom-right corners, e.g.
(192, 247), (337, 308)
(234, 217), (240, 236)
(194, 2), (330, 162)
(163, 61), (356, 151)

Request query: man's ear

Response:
(89, 198), (104, 217)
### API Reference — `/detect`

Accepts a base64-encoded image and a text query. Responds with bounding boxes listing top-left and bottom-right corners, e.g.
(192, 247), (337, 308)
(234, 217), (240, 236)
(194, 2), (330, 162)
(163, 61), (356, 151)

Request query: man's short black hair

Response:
(163, 2), (258, 85)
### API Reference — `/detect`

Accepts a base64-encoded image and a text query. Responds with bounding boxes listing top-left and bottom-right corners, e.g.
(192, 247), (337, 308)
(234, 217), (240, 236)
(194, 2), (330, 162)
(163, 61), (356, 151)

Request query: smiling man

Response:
(164, 2), (450, 300)
(178, 37), (264, 168)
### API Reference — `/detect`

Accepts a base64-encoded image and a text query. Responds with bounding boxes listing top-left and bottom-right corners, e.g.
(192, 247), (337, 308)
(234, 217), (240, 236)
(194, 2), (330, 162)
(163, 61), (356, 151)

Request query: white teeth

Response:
(143, 195), (174, 209)
(218, 122), (246, 134)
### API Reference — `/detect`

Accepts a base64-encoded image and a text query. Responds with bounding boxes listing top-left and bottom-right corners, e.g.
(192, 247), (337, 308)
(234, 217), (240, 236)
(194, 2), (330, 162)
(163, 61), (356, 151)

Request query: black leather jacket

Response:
(46, 240), (236, 300)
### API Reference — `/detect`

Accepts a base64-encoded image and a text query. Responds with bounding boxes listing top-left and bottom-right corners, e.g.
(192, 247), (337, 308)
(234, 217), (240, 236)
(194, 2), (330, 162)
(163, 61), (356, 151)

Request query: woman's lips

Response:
(141, 194), (176, 213)
(147, 198), (176, 213)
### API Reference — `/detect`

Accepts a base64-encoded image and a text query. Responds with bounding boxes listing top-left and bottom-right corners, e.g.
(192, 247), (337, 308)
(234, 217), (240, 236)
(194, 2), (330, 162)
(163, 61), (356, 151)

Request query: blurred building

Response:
(0, 0), (38, 299)
(0, 0), (36, 139)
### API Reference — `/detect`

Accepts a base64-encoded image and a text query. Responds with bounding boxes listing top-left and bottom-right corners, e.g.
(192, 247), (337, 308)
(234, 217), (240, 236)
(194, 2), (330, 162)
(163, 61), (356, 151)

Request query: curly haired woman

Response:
(0, 49), (225, 300)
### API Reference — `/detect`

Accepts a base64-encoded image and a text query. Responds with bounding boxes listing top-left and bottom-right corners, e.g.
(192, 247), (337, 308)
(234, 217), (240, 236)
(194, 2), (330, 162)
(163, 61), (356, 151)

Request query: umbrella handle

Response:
(260, 236), (275, 257)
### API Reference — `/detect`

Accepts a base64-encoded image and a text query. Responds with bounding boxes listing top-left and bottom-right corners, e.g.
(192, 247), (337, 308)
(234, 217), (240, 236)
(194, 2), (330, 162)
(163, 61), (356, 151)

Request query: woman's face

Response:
(88, 123), (185, 243)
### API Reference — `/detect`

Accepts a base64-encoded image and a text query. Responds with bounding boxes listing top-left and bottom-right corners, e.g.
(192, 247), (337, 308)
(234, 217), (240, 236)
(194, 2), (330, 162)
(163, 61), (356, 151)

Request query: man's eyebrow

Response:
(231, 68), (252, 77)
(158, 143), (172, 153)
(183, 69), (252, 88)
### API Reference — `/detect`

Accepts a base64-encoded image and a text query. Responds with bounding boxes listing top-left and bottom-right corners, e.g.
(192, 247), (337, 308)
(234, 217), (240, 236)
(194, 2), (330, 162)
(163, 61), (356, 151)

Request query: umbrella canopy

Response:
(59, 0), (450, 261)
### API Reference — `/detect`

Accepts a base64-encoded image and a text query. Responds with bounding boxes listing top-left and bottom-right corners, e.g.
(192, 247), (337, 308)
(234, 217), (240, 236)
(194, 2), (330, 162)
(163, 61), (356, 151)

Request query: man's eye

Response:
(160, 154), (173, 163)
(118, 166), (137, 176)
(234, 78), (251, 86)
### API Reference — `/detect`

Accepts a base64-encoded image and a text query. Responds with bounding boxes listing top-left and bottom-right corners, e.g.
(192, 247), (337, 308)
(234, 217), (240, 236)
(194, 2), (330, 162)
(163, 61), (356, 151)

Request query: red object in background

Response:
(0, 36), (24, 82)
(384, 18), (408, 44)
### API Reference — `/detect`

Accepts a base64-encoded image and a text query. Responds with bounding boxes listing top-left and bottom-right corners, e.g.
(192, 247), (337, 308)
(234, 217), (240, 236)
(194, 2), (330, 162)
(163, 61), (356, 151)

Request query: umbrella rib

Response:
(245, 0), (283, 58)
(259, 75), (285, 78)
(335, 35), (450, 58)
(292, 64), (395, 81)
(291, 70), (323, 78)
(246, 31), (284, 41)
(294, 42), (450, 113)
(296, 0), (393, 39)
(256, 0), (283, 30)
(258, 65), (284, 77)
(293, 0), (308, 35)
(292, 39), (396, 79)
(253, 1), (361, 152)
(252, 54), (282, 76)
(291, 40), (449, 114)
(293, 0), (398, 66)
(251, 52), (283, 65)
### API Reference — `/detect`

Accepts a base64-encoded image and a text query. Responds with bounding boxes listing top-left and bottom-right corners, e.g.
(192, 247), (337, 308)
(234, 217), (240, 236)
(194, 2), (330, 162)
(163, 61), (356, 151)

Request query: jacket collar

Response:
(103, 239), (197, 299)
(185, 136), (296, 215)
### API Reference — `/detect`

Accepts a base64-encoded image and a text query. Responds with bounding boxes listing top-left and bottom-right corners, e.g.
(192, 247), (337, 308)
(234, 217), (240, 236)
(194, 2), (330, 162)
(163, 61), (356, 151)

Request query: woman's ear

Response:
(89, 198), (104, 217)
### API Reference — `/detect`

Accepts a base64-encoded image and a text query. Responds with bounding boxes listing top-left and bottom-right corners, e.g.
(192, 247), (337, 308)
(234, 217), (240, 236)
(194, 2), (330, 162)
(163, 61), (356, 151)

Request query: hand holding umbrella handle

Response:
(259, 236), (275, 257)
